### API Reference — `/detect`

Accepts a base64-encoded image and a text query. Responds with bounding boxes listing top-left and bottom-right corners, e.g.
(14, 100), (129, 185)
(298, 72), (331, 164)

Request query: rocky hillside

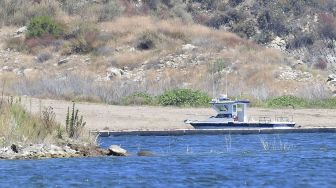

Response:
(0, 0), (335, 103)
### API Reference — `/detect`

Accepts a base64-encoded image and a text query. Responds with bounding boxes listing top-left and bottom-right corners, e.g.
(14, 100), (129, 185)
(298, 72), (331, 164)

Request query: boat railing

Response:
(275, 116), (291, 122)
(249, 115), (294, 123)
(258, 116), (272, 123)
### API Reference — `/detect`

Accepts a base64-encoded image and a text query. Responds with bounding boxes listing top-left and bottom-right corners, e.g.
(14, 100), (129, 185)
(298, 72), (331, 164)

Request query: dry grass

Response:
(0, 97), (96, 147)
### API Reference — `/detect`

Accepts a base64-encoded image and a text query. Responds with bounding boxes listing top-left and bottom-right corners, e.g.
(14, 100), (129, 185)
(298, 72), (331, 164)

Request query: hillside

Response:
(0, 0), (335, 104)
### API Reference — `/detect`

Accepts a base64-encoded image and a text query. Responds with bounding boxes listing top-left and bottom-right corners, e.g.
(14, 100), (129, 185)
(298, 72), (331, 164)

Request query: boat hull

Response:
(190, 122), (295, 129)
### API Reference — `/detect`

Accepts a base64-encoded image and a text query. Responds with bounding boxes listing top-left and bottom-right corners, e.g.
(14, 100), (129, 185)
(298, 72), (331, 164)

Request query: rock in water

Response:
(108, 145), (128, 156)
(137, 150), (154, 157)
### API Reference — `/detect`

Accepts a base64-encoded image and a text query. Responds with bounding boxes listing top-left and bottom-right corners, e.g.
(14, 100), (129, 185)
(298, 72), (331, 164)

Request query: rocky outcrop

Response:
(327, 74), (336, 95)
(0, 143), (119, 160)
(276, 66), (313, 82)
(268, 37), (286, 51)
(0, 144), (79, 160)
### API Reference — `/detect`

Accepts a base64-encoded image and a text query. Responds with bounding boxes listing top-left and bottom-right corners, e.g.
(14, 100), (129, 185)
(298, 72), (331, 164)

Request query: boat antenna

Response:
(225, 71), (228, 97)
(212, 61), (215, 98)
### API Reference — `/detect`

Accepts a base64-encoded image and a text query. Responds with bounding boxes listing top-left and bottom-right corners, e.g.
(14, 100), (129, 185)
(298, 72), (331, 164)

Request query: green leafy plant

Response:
(121, 92), (154, 105)
(158, 89), (211, 107)
(27, 16), (63, 38)
(267, 95), (306, 108)
(66, 102), (86, 138)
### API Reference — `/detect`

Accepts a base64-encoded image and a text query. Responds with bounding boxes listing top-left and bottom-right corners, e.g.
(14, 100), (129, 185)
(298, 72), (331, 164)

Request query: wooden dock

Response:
(93, 127), (336, 137)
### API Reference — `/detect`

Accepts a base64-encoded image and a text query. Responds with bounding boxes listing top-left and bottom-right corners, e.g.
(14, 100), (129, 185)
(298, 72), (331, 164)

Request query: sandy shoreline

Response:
(20, 97), (336, 131)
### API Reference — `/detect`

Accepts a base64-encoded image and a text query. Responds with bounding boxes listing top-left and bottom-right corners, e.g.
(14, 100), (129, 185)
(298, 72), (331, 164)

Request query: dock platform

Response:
(93, 127), (336, 137)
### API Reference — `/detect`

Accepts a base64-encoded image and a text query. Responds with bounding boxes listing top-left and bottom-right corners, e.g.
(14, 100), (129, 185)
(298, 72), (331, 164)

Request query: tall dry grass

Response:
(0, 0), (62, 27)
(0, 95), (96, 147)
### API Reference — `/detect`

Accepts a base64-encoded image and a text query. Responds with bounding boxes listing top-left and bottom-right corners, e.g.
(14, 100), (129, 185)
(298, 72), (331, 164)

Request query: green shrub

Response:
(267, 95), (306, 108)
(121, 92), (154, 105)
(65, 103), (86, 138)
(232, 19), (256, 39)
(308, 97), (336, 109)
(158, 89), (211, 107)
(27, 16), (63, 38)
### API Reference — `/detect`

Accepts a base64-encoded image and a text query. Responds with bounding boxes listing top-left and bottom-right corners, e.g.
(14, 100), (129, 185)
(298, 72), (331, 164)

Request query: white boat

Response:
(185, 95), (295, 129)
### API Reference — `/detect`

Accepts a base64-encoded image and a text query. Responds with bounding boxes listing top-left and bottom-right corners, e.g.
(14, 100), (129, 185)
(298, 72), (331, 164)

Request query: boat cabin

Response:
(210, 95), (250, 122)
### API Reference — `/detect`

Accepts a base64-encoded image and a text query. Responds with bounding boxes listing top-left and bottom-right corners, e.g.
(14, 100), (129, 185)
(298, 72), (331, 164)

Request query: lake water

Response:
(0, 133), (335, 187)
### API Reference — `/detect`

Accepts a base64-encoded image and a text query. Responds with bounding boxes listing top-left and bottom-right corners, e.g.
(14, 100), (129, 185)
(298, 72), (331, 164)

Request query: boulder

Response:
(269, 36), (286, 51)
(106, 67), (124, 79)
(182, 44), (197, 51)
(327, 74), (336, 95)
(58, 58), (69, 65)
(16, 26), (27, 35)
(108, 145), (128, 156)
(327, 74), (336, 81)
(137, 150), (155, 157)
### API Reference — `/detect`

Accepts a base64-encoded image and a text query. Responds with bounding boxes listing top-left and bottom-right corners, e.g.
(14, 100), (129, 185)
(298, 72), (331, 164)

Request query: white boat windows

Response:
(233, 105), (237, 112)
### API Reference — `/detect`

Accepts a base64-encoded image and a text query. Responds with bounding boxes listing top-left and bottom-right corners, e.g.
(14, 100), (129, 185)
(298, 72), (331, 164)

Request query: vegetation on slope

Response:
(0, 0), (335, 107)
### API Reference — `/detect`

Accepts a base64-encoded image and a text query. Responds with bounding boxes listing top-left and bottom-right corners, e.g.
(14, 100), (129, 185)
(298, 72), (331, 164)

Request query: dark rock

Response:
(58, 58), (69, 65)
(137, 150), (155, 157)
(11, 144), (18, 153)
(67, 143), (108, 157)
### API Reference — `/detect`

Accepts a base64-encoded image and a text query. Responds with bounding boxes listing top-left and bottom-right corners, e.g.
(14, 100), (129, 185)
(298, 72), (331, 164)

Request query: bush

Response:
(96, 0), (122, 22)
(65, 23), (103, 54)
(0, 0), (60, 26)
(309, 97), (336, 109)
(287, 34), (314, 49)
(267, 95), (306, 108)
(207, 9), (245, 29)
(313, 59), (328, 70)
(136, 31), (160, 50)
(65, 103), (86, 138)
(229, 0), (244, 7)
(121, 92), (154, 105)
(232, 19), (256, 39)
(27, 16), (63, 38)
(257, 10), (288, 36)
(206, 13), (230, 29)
(318, 13), (336, 40)
(208, 59), (228, 73)
(25, 34), (55, 52)
(158, 89), (211, 106)
(36, 52), (52, 63)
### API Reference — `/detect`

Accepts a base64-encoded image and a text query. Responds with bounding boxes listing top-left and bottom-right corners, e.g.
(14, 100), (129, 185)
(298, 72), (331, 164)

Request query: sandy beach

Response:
(19, 97), (336, 131)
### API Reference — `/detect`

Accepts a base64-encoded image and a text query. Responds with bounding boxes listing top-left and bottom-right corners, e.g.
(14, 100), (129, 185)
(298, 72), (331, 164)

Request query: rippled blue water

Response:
(0, 133), (335, 187)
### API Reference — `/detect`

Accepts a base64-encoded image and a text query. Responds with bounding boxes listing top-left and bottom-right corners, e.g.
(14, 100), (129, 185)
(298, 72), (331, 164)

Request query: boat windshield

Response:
(215, 114), (232, 118)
